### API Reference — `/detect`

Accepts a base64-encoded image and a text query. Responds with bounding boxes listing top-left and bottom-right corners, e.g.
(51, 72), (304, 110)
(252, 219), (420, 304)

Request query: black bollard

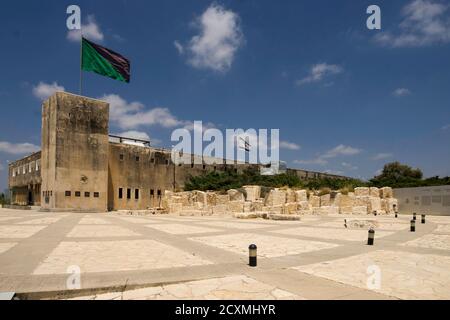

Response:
(413, 212), (417, 221)
(367, 228), (375, 246)
(410, 219), (416, 232)
(421, 214), (426, 224)
(395, 212), (398, 218)
(249, 244), (257, 267)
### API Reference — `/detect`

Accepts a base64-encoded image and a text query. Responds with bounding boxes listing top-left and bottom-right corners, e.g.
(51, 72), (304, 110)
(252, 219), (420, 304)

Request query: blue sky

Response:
(1, 0), (450, 191)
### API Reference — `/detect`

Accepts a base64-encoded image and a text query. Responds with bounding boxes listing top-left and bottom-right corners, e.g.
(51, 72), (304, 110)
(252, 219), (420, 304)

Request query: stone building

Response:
(7, 92), (349, 212)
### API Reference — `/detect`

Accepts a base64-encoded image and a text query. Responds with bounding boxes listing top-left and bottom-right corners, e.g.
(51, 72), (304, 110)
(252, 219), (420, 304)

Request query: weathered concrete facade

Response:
(8, 152), (41, 206)
(8, 92), (350, 212)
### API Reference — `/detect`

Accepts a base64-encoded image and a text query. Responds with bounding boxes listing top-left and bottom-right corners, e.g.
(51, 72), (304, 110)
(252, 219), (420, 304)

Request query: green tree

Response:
(369, 162), (424, 188)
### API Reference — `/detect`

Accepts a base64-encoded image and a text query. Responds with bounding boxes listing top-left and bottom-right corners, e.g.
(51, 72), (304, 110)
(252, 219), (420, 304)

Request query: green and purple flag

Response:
(81, 37), (130, 83)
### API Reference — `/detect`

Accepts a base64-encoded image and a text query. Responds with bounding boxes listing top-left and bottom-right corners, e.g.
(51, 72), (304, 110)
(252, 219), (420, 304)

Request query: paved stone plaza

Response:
(0, 208), (449, 300)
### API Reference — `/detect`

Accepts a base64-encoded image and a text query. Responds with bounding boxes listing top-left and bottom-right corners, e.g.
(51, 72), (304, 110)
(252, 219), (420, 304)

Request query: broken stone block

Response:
(285, 189), (296, 203)
(243, 185), (261, 202)
(298, 201), (310, 211)
(380, 187), (393, 199)
(216, 194), (231, 205)
(320, 194), (331, 207)
(340, 206), (353, 215)
(295, 190), (308, 202)
(251, 200), (264, 212)
(354, 187), (370, 197)
(283, 202), (298, 214)
(308, 195), (320, 208)
(268, 214), (301, 221)
(227, 189), (244, 202)
(355, 196), (370, 207)
(206, 192), (217, 206)
(368, 197), (382, 213)
(387, 198), (398, 213)
(332, 193), (341, 207)
(227, 201), (244, 213)
(346, 220), (379, 229)
(265, 189), (286, 206)
(212, 205), (228, 214)
(339, 194), (355, 207)
(268, 205), (283, 214)
(243, 202), (252, 213)
(234, 212), (259, 219)
(352, 206), (368, 215)
(369, 187), (380, 198)
(313, 206), (339, 215)
(193, 191), (207, 205)
(168, 203), (183, 214)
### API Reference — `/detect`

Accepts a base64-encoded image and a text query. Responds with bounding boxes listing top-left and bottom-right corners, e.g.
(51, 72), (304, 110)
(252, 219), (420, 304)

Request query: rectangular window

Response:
(119, 154), (124, 161)
(151, 158), (155, 164)
(150, 189), (155, 196)
(12, 169), (15, 177)
(23, 166), (26, 174)
(36, 160), (40, 171)
(166, 159), (170, 165)
(135, 189), (139, 200)
(157, 190), (162, 197)
(75, 191), (81, 197)
(85, 192), (90, 198)
(65, 191), (71, 197)
(118, 188), (123, 199)
(135, 156), (140, 162)
(94, 192), (100, 198)
(29, 163), (32, 173)
(127, 189), (131, 199)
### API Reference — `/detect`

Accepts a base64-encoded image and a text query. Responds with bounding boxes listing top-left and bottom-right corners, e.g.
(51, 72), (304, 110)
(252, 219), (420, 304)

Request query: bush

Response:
(184, 168), (367, 192)
(369, 162), (450, 188)
(184, 167), (304, 192)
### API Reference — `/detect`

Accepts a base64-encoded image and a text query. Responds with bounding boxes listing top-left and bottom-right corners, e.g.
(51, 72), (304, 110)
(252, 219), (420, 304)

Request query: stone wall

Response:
(162, 186), (399, 217)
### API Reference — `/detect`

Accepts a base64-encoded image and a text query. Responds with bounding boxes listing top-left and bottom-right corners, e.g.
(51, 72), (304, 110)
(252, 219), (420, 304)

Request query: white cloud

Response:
(322, 144), (361, 158)
(393, 88), (412, 96)
(280, 141), (301, 151)
(341, 162), (358, 170)
(186, 4), (243, 72)
(67, 15), (104, 42)
(32, 82), (65, 100)
(294, 144), (361, 166)
(174, 40), (184, 55)
(442, 124), (450, 130)
(0, 141), (40, 155)
(372, 153), (394, 160)
(375, 0), (450, 47)
(296, 63), (343, 86)
(99, 94), (191, 130)
(375, 169), (383, 176)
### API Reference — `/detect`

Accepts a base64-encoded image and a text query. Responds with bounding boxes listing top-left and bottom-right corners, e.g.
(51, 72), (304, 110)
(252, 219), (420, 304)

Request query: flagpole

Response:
(79, 32), (83, 96)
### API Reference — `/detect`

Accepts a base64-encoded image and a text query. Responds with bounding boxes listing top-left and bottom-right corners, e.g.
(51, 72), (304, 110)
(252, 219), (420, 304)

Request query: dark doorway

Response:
(28, 191), (33, 205)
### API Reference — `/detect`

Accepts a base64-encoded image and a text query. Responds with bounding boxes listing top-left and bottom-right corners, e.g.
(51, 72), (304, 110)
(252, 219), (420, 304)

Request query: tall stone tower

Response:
(40, 92), (109, 212)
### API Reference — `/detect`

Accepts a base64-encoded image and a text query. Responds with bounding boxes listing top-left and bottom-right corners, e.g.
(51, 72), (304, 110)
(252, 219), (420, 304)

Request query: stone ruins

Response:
(160, 186), (399, 220)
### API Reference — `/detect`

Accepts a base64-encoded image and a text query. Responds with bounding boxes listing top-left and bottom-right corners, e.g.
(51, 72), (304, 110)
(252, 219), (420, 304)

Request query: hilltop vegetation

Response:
(185, 162), (450, 192)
